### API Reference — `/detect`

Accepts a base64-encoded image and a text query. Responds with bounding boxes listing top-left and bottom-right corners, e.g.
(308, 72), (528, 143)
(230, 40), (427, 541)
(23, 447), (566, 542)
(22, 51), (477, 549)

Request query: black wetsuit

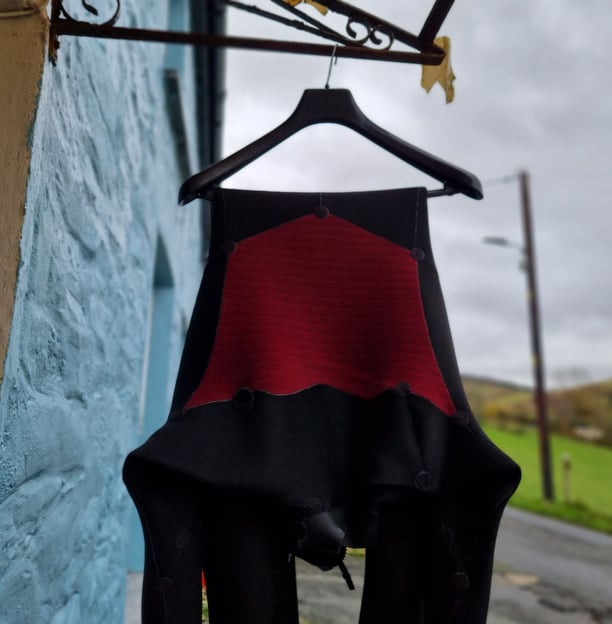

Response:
(124, 187), (521, 624)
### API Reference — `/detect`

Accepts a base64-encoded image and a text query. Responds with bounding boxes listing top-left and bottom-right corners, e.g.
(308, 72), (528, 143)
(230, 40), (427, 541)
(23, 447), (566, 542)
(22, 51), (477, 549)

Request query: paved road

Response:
(125, 507), (612, 623)
(490, 507), (612, 624)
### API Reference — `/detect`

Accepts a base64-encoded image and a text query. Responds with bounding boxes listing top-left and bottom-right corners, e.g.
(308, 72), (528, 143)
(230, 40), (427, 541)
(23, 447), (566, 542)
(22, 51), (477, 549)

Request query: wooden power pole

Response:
(519, 170), (555, 501)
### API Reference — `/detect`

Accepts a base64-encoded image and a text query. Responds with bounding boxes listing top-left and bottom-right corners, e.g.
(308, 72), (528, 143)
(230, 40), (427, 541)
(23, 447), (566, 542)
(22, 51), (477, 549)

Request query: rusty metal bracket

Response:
(49, 0), (455, 66)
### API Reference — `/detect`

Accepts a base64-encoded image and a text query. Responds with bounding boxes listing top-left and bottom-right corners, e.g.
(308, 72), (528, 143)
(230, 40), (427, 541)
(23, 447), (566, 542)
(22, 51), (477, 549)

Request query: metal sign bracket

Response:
(49, 0), (456, 66)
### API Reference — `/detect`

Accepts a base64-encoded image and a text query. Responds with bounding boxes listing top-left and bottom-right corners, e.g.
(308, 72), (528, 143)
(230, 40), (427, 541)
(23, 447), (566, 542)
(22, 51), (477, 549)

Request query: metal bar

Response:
(263, 0), (345, 39)
(221, 0), (357, 46)
(419, 0), (455, 42)
(53, 21), (444, 64)
(519, 170), (555, 502)
(238, 0), (448, 54)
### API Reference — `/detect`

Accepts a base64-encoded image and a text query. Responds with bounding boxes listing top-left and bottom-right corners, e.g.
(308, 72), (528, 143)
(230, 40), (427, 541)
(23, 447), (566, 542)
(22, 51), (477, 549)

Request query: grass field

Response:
(483, 424), (612, 533)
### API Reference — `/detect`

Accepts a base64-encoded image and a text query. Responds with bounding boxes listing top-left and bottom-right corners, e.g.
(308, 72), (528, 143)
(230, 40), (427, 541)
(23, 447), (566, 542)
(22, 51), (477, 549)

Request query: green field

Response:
(483, 424), (612, 533)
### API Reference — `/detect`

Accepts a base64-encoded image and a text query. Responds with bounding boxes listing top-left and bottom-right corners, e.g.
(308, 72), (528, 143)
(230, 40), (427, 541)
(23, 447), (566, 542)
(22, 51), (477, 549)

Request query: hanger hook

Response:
(325, 44), (339, 89)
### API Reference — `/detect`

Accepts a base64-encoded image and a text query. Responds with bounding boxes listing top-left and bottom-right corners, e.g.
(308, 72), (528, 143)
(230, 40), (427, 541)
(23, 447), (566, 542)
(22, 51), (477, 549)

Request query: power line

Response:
(482, 174), (518, 187)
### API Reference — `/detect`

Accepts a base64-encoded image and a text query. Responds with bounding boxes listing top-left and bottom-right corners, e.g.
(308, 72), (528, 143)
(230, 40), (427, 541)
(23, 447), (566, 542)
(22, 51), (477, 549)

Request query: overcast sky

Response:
(216, 0), (612, 389)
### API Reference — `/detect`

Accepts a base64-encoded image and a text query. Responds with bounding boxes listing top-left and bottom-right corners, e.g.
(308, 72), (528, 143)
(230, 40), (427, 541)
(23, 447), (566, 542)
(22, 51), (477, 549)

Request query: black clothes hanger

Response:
(178, 88), (483, 205)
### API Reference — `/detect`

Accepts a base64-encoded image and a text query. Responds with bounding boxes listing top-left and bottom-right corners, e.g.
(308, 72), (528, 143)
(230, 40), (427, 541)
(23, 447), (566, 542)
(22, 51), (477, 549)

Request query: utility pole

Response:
(518, 170), (555, 501)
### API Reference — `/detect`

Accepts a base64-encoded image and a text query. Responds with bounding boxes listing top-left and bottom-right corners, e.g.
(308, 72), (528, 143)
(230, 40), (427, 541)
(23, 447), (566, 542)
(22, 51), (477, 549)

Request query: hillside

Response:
(462, 375), (612, 447)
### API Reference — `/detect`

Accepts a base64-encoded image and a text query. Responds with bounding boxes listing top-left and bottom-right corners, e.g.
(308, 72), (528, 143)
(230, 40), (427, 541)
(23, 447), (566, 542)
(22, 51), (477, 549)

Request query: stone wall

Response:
(0, 2), (206, 622)
(0, 2), (47, 385)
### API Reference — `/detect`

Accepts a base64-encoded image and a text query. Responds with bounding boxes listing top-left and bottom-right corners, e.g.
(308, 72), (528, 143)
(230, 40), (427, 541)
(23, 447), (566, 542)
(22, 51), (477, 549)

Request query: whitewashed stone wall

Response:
(0, 2), (207, 621)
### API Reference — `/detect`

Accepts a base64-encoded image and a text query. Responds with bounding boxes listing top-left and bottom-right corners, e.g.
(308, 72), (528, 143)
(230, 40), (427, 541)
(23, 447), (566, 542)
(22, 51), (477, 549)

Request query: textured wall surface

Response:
(0, 2), (205, 622)
(0, 6), (48, 385)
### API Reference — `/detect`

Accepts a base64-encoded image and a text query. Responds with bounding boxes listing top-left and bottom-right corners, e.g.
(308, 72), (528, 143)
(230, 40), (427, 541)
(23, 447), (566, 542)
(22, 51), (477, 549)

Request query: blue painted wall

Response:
(0, 2), (208, 622)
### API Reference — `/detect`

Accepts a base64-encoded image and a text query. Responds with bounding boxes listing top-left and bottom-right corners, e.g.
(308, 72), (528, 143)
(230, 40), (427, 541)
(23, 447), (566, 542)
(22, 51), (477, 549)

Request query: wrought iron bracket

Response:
(49, 0), (455, 66)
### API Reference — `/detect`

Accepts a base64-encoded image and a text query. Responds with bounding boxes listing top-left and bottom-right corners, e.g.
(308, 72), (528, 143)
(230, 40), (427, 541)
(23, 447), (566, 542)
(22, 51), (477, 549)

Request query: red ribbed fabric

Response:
(184, 214), (455, 415)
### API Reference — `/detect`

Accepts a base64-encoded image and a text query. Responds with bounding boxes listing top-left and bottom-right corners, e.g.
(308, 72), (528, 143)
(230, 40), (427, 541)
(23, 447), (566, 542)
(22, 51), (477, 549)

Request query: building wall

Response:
(0, 2), (207, 622)
(0, 2), (47, 386)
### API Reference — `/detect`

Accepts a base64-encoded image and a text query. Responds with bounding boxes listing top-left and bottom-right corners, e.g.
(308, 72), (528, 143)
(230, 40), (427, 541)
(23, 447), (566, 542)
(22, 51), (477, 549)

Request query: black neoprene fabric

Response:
(123, 188), (521, 624)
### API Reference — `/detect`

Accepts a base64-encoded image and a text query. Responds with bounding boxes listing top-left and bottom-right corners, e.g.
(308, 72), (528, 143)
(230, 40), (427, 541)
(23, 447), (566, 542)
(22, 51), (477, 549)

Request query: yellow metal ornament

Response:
(421, 36), (455, 103)
(281, 0), (329, 16)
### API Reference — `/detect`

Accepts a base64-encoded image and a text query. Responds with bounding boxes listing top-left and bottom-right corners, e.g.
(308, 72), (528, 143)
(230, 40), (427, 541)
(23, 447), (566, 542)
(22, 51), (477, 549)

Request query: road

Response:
(125, 507), (612, 623)
(489, 507), (612, 624)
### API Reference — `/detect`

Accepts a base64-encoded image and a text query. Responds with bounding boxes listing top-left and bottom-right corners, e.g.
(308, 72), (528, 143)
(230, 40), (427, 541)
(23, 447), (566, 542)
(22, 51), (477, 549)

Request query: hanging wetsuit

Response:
(123, 187), (521, 624)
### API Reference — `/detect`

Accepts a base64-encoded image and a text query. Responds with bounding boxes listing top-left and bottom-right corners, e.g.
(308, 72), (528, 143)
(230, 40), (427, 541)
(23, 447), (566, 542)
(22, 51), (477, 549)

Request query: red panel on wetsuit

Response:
(184, 214), (455, 415)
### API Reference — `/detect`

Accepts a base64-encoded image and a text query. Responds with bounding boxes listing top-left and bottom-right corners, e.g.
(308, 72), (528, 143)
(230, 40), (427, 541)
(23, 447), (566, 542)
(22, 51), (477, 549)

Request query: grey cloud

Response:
(218, 0), (612, 386)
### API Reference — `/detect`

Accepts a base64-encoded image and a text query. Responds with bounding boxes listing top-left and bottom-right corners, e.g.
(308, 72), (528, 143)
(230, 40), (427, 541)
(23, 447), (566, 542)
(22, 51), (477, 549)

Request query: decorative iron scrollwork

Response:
(344, 17), (394, 50)
(49, 0), (455, 66)
(226, 0), (401, 52)
(55, 0), (121, 27)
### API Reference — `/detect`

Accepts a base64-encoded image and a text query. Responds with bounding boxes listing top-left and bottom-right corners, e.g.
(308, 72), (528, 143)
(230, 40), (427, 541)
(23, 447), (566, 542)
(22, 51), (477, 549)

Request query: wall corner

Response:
(0, 3), (49, 386)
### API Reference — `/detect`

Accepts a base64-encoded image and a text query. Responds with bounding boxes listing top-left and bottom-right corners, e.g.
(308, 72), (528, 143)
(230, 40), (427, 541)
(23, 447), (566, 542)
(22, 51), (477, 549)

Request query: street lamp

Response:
(483, 170), (555, 502)
(482, 236), (527, 272)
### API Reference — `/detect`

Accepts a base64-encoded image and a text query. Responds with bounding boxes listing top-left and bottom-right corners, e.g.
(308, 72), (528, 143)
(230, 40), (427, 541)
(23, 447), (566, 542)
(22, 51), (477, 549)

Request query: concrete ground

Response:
(125, 508), (612, 623)
(126, 564), (592, 624)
